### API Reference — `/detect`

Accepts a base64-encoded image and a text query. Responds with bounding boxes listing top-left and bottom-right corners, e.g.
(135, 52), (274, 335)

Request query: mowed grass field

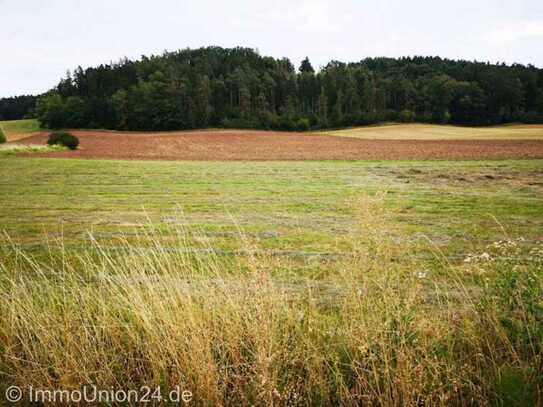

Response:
(1, 158), (542, 265)
(0, 118), (42, 141)
(1, 120), (543, 404)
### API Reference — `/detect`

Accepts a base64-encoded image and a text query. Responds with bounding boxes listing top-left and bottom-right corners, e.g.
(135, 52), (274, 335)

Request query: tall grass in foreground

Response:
(0, 197), (541, 406)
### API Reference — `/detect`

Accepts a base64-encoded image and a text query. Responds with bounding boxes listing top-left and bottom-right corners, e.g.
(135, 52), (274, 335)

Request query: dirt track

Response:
(15, 130), (543, 161)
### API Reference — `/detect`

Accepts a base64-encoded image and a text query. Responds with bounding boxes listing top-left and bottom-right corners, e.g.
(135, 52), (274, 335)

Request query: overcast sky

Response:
(1, 0), (543, 98)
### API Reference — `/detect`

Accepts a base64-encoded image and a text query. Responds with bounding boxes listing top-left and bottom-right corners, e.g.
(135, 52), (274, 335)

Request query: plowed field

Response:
(15, 129), (543, 161)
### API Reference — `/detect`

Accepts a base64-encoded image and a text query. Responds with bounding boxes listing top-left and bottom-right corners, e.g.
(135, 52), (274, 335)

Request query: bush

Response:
(384, 109), (399, 122)
(0, 127), (6, 144)
(358, 111), (379, 125)
(47, 131), (79, 150)
(295, 118), (310, 132)
(399, 109), (416, 123)
(222, 117), (262, 130)
(259, 112), (280, 130)
(47, 132), (63, 145)
(279, 115), (297, 131)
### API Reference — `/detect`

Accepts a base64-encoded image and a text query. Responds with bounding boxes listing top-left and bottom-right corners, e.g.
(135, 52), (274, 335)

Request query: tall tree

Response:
(299, 57), (315, 74)
(318, 87), (329, 127)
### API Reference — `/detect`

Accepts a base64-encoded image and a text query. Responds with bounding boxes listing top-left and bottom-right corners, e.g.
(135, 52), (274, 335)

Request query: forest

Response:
(0, 95), (38, 121)
(2, 46), (543, 130)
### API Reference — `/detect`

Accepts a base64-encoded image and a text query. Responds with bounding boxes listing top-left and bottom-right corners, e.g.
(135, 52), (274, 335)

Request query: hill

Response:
(13, 46), (543, 132)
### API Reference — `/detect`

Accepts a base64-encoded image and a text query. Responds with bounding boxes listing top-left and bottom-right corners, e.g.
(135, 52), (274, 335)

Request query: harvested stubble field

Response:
(320, 123), (543, 140)
(13, 126), (543, 161)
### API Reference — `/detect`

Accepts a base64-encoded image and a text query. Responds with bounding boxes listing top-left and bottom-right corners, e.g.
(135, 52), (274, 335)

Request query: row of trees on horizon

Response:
(2, 46), (543, 130)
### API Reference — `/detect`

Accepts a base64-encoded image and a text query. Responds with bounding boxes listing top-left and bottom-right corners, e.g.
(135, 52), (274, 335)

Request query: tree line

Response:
(0, 95), (38, 121)
(3, 47), (543, 130)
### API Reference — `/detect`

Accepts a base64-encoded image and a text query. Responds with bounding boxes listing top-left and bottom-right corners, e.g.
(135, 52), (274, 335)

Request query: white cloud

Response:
(484, 22), (543, 44)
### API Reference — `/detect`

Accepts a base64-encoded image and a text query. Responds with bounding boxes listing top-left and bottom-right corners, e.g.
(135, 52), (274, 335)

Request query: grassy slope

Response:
(0, 118), (42, 141)
(1, 157), (541, 275)
(318, 123), (543, 140)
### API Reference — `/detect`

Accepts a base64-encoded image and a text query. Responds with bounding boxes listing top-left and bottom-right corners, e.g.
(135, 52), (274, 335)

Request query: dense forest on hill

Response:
(3, 47), (543, 130)
(0, 95), (38, 121)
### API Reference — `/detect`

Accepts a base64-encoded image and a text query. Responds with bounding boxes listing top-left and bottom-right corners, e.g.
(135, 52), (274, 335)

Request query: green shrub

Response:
(279, 115), (297, 131)
(0, 126), (6, 144)
(46, 132), (63, 145)
(259, 112), (280, 130)
(399, 109), (416, 123)
(295, 118), (310, 132)
(47, 131), (79, 150)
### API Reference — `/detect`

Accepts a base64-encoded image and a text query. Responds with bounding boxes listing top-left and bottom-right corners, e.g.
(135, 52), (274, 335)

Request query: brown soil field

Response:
(14, 130), (543, 161)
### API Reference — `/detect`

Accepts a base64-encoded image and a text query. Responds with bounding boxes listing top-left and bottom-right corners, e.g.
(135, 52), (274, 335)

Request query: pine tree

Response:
(239, 86), (251, 115)
(318, 87), (328, 127)
(299, 57), (315, 74)
(333, 89), (344, 126)
(195, 76), (213, 126)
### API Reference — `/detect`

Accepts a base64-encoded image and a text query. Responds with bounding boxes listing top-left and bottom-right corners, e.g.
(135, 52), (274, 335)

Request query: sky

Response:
(1, 0), (543, 98)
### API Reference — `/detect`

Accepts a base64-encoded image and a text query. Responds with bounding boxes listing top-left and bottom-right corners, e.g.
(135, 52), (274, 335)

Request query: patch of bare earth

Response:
(15, 130), (543, 161)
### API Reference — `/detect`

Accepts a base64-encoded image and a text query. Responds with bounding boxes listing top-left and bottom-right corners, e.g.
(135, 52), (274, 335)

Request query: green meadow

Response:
(0, 118), (41, 139)
(1, 153), (542, 404)
(2, 157), (542, 262)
